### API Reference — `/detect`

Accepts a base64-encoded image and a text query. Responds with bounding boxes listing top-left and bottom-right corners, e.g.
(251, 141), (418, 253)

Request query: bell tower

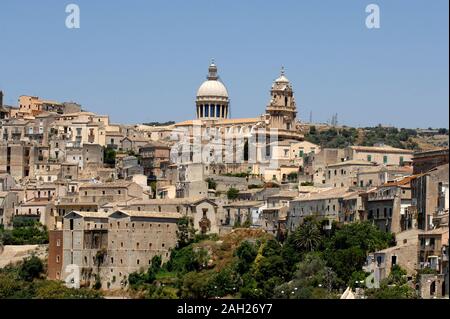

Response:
(266, 67), (297, 131)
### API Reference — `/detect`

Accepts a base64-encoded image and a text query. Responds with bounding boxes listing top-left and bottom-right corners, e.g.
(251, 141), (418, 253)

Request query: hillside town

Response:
(0, 62), (448, 299)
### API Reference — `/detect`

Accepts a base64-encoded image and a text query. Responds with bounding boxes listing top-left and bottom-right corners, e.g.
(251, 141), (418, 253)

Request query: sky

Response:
(0, 0), (448, 128)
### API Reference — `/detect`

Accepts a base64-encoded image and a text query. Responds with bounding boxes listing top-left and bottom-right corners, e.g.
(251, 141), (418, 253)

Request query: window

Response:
(56, 239), (61, 247)
(399, 156), (404, 166)
(56, 255), (60, 263)
(391, 255), (397, 266)
(383, 155), (388, 164)
(137, 259), (140, 265)
(367, 155), (372, 162)
(110, 257), (114, 264)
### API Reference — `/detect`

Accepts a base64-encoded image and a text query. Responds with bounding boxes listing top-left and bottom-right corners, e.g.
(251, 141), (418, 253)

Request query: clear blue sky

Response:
(0, 0), (448, 128)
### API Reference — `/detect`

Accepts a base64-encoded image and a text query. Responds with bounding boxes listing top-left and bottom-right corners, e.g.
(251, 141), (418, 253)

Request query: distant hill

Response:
(142, 121), (175, 127)
(304, 125), (448, 151)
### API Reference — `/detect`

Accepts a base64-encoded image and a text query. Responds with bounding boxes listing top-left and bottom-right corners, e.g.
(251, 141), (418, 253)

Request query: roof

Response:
(197, 79), (228, 98)
(292, 187), (351, 202)
(215, 118), (261, 125)
(348, 145), (414, 154)
(413, 148), (449, 158)
(127, 196), (215, 206)
(223, 200), (264, 208)
(64, 211), (110, 219)
(79, 180), (134, 189)
(112, 210), (182, 219)
(267, 190), (298, 198)
(105, 131), (124, 137)
(381, 174), (421, 187)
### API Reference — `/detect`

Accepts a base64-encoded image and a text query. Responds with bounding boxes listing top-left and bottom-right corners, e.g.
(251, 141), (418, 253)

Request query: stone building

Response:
(139, 142), (170, 181)
(356, 165), (413, 189)
(115, 155), (143, 179)
(364, 176), (414, 234)
(301, 148), (345, 185)
(47, 229), (63, 280)
(222, 200), (264, 229)
(76, 181), (144, 206)
(104, 196), (219, 235)
(411, 164), (449, 230)
(344, 145), (413, 166)
(0, 142), (36, 181)
(61, 210), (181, 289)
(418, 227), (449, 272)
(363, 229), (421, 287)
(412, 148), (449, 175)
(287, 187), (353, 232)
(0, 191), (19, 227)
(324, 160), (377, 188)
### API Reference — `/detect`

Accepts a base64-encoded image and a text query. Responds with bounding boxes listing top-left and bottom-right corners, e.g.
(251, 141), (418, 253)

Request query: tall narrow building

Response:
(265, 67), (298, 132)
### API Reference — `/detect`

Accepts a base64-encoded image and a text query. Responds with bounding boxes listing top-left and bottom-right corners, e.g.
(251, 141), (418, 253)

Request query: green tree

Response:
(206, 178), (217, 190)
(176, 216), (195, 248)
(235, 241), (258, 274)
(19, 255), (44, 282)
(227, 187), (239, 200)
(292, 219), (323, 252)
(103, 146), (116, 165)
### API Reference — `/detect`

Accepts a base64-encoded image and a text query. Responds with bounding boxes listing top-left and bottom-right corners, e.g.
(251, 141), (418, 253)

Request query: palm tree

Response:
(293, 220), (322, 252)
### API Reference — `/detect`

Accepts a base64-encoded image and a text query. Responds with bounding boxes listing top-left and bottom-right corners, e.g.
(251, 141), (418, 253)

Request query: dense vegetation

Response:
(304, 125), (420, 150)
(126, 218), (409, 299)
(0, 217), (48, 245)
(0, 256), (103, 299)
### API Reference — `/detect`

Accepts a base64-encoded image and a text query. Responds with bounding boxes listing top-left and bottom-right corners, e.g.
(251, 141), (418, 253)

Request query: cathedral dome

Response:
(197, 80), (228, 98)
